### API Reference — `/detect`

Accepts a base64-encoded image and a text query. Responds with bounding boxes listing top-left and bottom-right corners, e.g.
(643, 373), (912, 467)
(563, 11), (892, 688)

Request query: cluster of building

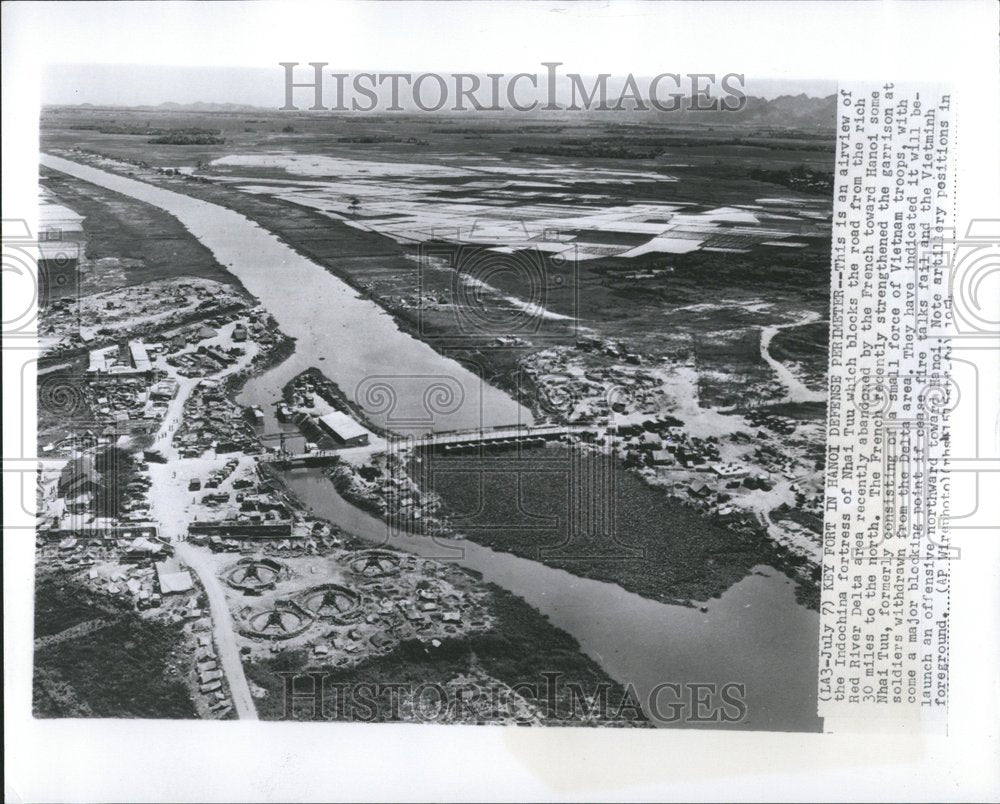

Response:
(574, 335), (644, 365)
(391, 290), (453, 313)
(78, 551), (197, 612)
(305, 580), (477, 661)
(280, 372), (325, 415)
(521, 345), (658, 422)
(202, 528), (330, 555)
(39, 429), (108, 458)
(36, 520), (159, 564)
(166, 342), (245, 377)
(240, 555), (491, 666)
(281, 372), (373, 449)
(515, 339), (825, 564)
(329, 454), (443, 531)
(745, 409), (799, 436)
(88, 339), (154, 376)
(186, 462), (298, 546)
(317, 572), (486, 662)
(173, 380), (261, 457)
(158, 309), (280, 377)
(39, 277), (248, 357)
(66, 340), (182, 439)
(37, 518), (202, 611)
(194, 645), (234, 718)
(610, 417), (707, 465)
(189, 493), (293, 536)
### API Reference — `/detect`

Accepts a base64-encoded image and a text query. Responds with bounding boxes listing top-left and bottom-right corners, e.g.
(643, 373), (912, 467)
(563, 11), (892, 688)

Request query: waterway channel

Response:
(41, 153), (822, 731)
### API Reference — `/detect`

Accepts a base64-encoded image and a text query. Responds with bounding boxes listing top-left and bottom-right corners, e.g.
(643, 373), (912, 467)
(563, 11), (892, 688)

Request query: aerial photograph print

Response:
(33, 62), (835, 732)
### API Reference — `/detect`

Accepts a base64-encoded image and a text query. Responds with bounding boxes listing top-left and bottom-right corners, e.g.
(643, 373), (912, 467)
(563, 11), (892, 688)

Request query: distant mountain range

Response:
(725, 93), (837, 126)
(54, 92), (837, 128)
(70, 101), (264, 113)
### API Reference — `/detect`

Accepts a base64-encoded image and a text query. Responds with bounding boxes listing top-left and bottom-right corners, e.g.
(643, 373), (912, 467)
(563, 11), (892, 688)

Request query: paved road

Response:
(176, 543), (258, 720)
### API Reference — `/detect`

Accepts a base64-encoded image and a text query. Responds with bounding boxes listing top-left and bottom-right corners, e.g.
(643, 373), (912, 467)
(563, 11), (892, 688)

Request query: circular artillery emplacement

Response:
(243, 599), (313, 640)
(225, 558), (284, 593)
(349, 550), (401, 578)
(300, 584), (363, 623)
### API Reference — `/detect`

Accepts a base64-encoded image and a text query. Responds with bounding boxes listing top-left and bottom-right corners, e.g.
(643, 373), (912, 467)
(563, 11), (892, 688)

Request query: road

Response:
(759, 311), (826, 404)
(176, 543), (258, 720)
(140, 329), (262, 719)
(261, 423), (597, 466)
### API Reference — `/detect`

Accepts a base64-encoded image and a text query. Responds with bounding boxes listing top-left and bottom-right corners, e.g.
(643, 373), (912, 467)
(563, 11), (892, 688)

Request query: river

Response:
(287, 467), (820, 731)
(40, 154), (529, 434)
(41, 153), (821, 731)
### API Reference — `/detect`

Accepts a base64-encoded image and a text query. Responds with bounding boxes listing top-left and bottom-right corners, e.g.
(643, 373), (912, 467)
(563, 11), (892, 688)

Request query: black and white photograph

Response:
(4, 1), (999, 801)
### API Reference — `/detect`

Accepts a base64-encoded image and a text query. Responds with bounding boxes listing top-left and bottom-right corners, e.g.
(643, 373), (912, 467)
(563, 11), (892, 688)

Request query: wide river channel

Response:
(41, 153), (822, 731)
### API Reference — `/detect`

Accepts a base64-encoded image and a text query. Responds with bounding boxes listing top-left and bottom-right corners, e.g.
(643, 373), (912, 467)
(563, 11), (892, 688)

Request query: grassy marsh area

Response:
(33, 573), (198, 719)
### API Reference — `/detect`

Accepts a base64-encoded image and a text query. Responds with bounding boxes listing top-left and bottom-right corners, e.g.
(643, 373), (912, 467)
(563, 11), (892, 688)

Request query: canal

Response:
(41, 153), (821, 731)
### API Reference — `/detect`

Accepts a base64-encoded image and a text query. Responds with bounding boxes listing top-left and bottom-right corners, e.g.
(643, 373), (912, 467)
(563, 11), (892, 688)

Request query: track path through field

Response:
(759, 311), (826, 403)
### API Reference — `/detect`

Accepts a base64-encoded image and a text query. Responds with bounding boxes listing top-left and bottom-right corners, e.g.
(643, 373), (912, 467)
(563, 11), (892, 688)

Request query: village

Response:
(214, 547), (493, 666)
(517, 341), (825, 563)
(33, 122), (830, 727)
(37, 275), (250, 359)
(32, 186), (540, 721)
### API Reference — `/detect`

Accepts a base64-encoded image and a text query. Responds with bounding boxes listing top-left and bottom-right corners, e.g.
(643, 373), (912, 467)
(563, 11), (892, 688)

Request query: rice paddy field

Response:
(41, 106), (835, 410)
(36, 105), (834, 730)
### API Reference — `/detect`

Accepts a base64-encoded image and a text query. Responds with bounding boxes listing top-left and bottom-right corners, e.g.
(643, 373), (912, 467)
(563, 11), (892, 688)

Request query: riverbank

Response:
(410, 444), (820, 609)
(39, 152), (822, 730)
(280, 366), (390, 439)
(46, 149), (546, 406)
(245, 583), (650, 726)
(40, 166), (257, 300)
(42, 152), (531, 434)
(177, 342), (655, 725)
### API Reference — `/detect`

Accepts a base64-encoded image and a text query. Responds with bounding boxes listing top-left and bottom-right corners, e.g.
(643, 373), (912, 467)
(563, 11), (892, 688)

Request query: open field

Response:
(40, 168), (251, 295)
(35, 103), (833, 726)
(33, 573), (199, 718)
(41, 110), (833, 411)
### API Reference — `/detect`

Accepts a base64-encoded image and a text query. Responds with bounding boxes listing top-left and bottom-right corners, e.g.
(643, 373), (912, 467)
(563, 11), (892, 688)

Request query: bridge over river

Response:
(260, 424), (599, 467)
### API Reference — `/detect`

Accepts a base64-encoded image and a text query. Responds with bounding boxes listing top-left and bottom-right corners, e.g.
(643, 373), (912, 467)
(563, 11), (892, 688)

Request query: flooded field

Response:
(209, 151), (830, 262)
(40, 153), (531, 434)
(39, 120), (829, 731)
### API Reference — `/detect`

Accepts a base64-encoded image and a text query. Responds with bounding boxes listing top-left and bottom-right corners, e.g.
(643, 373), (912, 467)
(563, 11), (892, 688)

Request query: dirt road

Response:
(176, 543), (258, 720)
(760, 311), (826, 404)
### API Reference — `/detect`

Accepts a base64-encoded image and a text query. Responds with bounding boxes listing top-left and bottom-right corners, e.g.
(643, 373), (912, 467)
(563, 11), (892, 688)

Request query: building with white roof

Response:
(317, 410), (370, 447)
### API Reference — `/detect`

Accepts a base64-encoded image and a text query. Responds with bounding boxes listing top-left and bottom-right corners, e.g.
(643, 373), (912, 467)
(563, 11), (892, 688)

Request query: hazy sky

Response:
(38, 64), (836, 108)
(3, 0), (981, 107)
(7, 1), (850, 106)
